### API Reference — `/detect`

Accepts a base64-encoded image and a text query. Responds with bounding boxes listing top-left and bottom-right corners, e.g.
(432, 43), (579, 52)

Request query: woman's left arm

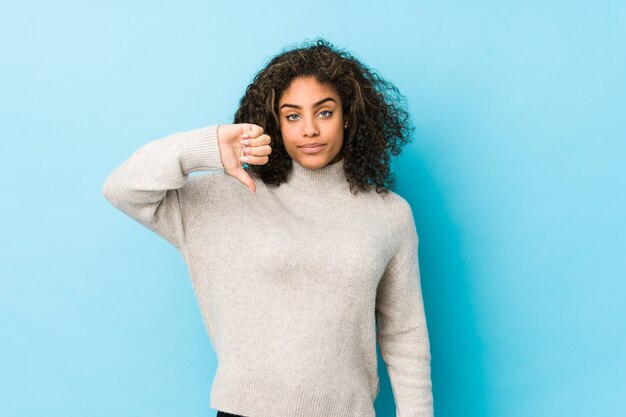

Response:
(375, 200), (434, 417)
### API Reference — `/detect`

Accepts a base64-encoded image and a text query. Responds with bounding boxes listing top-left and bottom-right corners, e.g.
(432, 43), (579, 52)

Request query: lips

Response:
(298, 143), (326, 154)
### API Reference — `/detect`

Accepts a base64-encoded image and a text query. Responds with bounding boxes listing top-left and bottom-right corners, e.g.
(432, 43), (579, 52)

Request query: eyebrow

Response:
(279, 97), (336, 110)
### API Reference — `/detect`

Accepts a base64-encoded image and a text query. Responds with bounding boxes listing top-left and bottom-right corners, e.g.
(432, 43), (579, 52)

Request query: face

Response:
(278, 76), (345, 169)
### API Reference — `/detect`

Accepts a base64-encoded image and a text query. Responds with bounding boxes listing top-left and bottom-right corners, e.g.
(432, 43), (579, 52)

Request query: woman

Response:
(102, 38), (434, 417)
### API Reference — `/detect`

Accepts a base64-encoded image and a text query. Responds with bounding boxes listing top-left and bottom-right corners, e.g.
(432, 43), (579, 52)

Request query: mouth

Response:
(298, 143), (326, 154)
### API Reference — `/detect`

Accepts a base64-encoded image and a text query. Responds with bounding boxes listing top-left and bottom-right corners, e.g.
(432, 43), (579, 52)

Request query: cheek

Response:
(331, 123), (344, 143)
(279, 124), (296, 148)
(331, 117), (343, 134)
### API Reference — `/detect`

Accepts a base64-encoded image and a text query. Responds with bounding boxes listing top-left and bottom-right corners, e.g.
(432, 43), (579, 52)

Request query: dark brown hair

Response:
(233, 38), (415, 195)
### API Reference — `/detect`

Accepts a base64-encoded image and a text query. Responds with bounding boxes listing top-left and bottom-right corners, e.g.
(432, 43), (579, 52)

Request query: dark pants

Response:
(216, 411), (246, 417)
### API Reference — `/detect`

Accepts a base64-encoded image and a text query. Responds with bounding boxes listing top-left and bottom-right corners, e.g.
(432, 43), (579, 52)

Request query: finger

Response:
(231, 167), (257, 193)
(238, 154), (269, 166)
(242, 144), (272, 157)
(240, 124), (264, 140)
(239, 133), (271, 147)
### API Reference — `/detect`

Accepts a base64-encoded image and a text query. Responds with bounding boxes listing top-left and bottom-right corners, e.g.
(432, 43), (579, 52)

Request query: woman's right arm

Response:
(102, 123), (271, 251)
(101, 124), (225, 252)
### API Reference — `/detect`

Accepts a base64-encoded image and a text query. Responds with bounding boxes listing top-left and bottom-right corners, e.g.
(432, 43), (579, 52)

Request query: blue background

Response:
(2, 1), (624, 416)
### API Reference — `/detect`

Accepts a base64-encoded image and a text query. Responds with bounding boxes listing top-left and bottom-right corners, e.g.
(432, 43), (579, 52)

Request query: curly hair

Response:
(233, 38), (415, 195)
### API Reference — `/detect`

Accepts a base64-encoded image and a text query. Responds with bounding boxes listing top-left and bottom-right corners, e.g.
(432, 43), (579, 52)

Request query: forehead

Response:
(279, 76), (339, 103)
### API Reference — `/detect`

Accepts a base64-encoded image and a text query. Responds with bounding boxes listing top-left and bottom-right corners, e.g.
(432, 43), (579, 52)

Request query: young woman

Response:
(102, 38), (434, 417)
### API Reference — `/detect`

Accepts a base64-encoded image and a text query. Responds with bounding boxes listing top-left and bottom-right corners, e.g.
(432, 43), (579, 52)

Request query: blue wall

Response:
(1, 1), (624, 416)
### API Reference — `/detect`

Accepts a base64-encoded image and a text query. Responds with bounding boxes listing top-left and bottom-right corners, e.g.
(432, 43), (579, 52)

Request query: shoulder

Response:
(377, 191), (420, 276)
(177, 173), (214, 208)
(375, 189), (416, 229)
(381, 189), (413, 213)
(355, 188), (418, 251)
(377, 190), (419, 251)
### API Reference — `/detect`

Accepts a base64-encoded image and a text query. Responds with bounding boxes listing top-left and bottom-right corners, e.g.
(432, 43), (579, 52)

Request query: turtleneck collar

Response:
(285, 157), (348, 190)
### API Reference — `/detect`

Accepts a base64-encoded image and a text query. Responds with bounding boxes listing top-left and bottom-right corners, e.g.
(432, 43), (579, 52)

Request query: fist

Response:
(216, 123), (272, 193)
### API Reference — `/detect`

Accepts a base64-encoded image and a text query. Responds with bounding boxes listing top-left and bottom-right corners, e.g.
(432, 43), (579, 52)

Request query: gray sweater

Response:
(102, 124), (434, 417)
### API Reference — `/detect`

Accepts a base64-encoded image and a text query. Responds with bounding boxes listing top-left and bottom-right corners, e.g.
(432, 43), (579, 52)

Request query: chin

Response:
(298, 159), (324, 169)
(294, 155), (329, 169)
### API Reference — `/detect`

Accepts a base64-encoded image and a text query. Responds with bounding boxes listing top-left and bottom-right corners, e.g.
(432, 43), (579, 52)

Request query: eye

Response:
(285, 114), (300, 121)
(319, 110), (333, 118)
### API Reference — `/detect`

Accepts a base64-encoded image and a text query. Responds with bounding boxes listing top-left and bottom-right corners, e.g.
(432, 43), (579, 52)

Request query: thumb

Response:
(231, 166), (257, 193)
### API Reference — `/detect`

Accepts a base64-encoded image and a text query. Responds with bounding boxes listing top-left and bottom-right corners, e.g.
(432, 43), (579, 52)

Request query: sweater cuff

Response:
(178, 124), (224, 174)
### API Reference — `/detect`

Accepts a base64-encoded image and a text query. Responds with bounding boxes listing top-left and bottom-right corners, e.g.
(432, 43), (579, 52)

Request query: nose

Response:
(302, 116), (319, 137)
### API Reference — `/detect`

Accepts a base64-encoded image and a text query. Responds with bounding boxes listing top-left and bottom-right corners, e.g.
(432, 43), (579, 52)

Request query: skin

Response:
(215, 121), (270, 194)
(277, 76), (345, 169)
(216, 76), (345, 193)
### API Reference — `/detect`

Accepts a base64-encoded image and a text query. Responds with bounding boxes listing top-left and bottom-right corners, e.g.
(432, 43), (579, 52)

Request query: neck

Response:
(286, 157), (348, 191)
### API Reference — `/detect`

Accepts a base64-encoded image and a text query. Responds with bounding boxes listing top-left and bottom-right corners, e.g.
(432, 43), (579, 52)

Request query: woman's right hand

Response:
(216, 123), (272, 193)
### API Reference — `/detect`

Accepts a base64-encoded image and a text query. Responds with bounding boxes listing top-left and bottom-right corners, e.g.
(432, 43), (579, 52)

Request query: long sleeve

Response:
(101, 124), (224, 252)
(375, 200), (434, 417)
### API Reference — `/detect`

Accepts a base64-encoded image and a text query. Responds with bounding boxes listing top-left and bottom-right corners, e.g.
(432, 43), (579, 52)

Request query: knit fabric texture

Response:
(102, 124), (434, 417)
